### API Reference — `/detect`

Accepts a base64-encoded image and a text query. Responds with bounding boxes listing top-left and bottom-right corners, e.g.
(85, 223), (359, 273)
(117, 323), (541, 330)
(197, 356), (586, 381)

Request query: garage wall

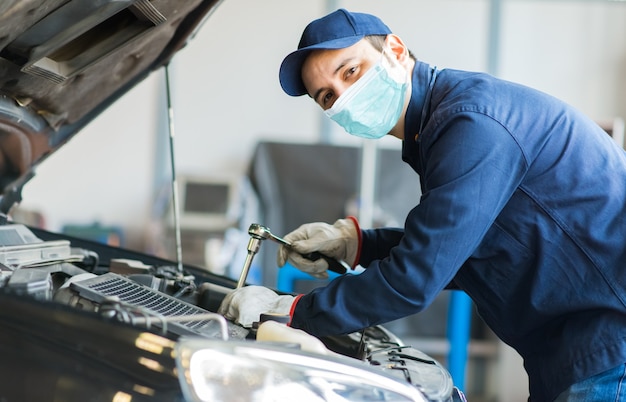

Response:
(500, 0), (626, 119)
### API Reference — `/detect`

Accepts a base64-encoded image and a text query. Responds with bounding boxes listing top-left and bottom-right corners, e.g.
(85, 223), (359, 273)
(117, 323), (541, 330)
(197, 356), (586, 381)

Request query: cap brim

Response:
(279, 35), (364, 97)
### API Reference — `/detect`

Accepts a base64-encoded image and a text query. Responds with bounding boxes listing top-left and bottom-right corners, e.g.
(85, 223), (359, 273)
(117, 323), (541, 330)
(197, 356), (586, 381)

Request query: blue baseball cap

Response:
(279, 9), (392, 97)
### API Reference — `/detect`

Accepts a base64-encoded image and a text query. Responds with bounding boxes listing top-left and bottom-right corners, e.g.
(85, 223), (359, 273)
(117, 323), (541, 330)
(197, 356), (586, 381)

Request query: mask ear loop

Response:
(381, 45), (408, 84)
(419, 67), (438, 134)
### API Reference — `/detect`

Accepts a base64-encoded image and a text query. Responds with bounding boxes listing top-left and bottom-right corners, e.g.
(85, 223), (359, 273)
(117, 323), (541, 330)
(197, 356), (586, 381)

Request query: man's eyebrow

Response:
(313, 88), (326, 104)
(312, 57), (355, 104)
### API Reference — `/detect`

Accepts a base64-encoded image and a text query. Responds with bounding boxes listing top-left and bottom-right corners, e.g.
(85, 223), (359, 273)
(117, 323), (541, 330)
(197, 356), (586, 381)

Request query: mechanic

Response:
(219, 9), (626, 401)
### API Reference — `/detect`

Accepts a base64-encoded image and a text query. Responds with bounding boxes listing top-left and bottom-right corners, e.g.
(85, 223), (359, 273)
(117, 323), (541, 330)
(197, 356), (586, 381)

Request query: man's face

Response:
(301, 39), (382, 111)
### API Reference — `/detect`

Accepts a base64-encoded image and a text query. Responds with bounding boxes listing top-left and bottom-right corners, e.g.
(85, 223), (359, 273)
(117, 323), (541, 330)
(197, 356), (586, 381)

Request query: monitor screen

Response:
(183, 182), (230, 214)
(168, 175), (239, 231)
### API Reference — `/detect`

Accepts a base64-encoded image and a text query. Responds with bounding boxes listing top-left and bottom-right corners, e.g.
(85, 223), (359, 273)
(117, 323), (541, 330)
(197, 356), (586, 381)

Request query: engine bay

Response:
(0, 223), (460, 401)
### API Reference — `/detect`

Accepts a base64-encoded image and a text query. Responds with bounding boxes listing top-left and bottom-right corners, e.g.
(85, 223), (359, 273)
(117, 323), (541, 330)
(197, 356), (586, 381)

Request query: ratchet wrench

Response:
(248, 223), (351, 275)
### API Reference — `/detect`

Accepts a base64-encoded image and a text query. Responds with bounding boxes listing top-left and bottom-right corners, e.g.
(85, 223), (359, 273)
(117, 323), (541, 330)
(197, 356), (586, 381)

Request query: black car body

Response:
(0, 1), (463, 401)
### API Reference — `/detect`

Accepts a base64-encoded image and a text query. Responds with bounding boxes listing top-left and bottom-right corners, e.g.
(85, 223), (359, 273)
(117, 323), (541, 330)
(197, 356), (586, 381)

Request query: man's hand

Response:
(218, 286), (295, 327)
(277, 218), (360, 279)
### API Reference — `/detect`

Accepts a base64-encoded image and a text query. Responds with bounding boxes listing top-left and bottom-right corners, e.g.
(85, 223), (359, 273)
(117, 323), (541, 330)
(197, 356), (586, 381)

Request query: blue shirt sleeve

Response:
(291, 112), (528, 337)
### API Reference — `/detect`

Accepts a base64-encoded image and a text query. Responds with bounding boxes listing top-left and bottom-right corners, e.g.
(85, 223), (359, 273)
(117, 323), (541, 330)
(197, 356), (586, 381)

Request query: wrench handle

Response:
(302, 252), (349, 275)
(269, 229), (349, 275)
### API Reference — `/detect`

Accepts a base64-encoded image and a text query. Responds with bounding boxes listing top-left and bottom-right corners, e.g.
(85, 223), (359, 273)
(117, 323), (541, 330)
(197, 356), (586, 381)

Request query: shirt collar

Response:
(404, 60), (435, 142)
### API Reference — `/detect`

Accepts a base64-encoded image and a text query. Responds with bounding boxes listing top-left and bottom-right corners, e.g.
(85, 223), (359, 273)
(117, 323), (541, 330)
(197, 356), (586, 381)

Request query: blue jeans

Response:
(554, 364), (626, 402)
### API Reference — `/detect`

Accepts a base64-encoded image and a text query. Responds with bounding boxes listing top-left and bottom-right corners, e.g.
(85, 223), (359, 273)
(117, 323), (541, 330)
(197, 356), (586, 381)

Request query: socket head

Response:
(248, 223), (271, 240)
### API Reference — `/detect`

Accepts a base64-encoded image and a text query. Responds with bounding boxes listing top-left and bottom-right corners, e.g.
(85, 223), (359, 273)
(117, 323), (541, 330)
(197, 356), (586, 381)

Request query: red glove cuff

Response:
(287, 294), (304, 327)
(346, 215), (362, 268)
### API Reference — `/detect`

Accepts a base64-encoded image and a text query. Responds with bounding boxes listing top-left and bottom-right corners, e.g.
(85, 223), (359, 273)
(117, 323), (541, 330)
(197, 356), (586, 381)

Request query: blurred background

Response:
(13, 1), (626, 400)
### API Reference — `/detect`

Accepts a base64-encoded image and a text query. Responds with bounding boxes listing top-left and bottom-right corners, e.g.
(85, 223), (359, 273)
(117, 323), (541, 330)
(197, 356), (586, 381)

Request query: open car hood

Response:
(0, 0), (222, 215)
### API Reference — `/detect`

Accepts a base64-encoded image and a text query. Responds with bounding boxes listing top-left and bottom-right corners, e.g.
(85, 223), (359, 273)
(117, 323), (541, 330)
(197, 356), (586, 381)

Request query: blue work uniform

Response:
(290, 60), (626, 401)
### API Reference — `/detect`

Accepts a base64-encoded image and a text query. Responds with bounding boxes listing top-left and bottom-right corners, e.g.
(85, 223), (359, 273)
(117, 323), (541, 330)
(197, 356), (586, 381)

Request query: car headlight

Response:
(175, 338), (427, 402)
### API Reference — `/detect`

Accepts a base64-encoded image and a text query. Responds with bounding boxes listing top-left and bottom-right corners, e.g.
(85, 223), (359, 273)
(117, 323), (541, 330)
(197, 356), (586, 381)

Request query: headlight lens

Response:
(176, 338), (427, 402)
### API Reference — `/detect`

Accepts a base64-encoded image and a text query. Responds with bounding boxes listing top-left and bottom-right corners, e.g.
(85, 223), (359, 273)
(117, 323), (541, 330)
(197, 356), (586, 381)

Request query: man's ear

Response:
(385, 34), (410, 63)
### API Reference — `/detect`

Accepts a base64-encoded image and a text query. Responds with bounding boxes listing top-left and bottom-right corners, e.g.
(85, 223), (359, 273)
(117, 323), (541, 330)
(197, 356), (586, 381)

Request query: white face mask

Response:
(324, 49), (409, 139)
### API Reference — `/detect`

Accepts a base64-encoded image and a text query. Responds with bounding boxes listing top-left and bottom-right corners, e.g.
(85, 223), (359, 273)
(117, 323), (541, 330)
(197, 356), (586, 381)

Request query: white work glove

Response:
(277, 218), (360, 279)
(218, 286), (295, 328)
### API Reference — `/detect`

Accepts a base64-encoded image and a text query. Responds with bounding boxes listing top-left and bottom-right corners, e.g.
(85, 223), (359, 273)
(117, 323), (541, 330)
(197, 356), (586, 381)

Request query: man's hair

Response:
(365, 35), (416, 60)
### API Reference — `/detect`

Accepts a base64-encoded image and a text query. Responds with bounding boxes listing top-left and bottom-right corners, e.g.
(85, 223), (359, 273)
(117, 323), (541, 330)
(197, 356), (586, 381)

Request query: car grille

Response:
(69, 272), (245, 338)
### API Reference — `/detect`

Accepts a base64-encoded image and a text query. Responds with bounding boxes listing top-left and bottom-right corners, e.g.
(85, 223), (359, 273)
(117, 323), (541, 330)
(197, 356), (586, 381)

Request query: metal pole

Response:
(358, 139), (377, 229)
(164, 64), (183, 273)
(487, 0), (503, 76)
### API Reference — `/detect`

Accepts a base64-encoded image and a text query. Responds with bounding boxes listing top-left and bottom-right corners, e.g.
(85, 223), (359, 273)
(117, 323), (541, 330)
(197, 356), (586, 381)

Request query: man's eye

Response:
(322, 92), (334, 107)
(345, 66), (357, 79)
